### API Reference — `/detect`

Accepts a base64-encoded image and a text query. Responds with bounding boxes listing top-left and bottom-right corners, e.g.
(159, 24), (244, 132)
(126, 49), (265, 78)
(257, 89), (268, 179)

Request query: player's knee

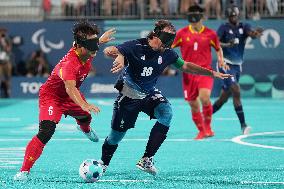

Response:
(37, 120), (56, 144)
(154, 103), (173, 127)
(199, 97), (211, 106)
(107, 129), (126, 145)
(76, 115), (92, 126)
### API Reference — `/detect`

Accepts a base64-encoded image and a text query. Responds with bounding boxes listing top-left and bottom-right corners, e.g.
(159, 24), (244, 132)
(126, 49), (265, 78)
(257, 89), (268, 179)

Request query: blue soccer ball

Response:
(79, 159), (103, 183)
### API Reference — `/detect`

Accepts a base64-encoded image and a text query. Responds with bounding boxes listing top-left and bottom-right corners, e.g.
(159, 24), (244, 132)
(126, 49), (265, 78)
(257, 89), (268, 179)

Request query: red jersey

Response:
(40, 47), (93, 100)
(172, 25), (220, 69)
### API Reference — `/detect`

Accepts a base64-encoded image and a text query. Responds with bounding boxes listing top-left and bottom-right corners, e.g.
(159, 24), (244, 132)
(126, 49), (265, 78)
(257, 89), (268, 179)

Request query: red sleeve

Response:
(59, 60), (78, 81)
(172, 29), (183, 48)
(210, 30), (221, 51)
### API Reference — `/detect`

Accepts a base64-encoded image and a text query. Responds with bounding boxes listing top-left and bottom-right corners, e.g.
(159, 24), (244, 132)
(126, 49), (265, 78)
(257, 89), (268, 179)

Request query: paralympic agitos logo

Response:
(32, 28), (64, 53)
(260, 29), (280, 48)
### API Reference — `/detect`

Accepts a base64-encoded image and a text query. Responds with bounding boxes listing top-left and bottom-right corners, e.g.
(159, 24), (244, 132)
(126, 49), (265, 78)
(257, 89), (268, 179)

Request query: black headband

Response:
(74, 35), (99, 51)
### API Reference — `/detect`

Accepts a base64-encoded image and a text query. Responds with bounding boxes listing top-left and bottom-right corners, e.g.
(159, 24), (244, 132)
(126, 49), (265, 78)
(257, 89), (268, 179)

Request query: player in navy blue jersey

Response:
(212, 4), (263, 135)
(98, 20), (231, 176)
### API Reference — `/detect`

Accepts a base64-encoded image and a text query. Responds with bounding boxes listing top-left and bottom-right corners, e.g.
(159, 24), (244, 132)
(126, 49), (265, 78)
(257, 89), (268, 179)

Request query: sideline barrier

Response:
(10, 75), (284, 98)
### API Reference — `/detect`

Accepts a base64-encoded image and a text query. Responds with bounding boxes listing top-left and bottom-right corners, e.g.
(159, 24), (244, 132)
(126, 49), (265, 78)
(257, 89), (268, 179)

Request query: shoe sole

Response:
(13, 176), (29, 181)
(243, 127), (251, 135)
(89, 135), (99, 142)
(205, 133), (215, 138)
(136, 164), (157, 176)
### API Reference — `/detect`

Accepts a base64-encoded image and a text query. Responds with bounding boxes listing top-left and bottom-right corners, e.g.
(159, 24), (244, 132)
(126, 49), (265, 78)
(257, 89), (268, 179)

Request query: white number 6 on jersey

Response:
(48, 106), (53, 116)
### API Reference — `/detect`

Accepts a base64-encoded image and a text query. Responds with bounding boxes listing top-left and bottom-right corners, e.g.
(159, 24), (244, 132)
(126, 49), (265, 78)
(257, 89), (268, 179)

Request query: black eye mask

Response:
(187, 13), (203, 23)
(158, 31), (176, 48)
(154, 27), (176, 48)
(74, 36), (99, 51)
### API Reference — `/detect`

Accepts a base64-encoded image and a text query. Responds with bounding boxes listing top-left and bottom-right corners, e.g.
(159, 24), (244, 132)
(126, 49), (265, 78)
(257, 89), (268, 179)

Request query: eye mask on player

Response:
(187, 13), (203, 23)
(154, 27), (176, 48)
(74, 36), (99, 51)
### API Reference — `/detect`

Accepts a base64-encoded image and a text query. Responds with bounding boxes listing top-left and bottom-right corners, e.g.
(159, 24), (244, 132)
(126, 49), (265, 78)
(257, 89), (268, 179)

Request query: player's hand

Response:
(82, 104), (100, 114)
(212, 71), (232, 79)
(227, 39), (237, 48)
(111, 54), (124, 73)
(250, 27), (264, 38)
(255, 27), (264, 37)
(99, 28), (116, 44)
(218, 59), (230, 71)
(104, 46), (118, 58)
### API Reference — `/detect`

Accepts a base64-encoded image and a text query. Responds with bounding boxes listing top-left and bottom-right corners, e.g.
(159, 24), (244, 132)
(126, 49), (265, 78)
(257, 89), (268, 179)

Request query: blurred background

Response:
(0, 0), (283, 99)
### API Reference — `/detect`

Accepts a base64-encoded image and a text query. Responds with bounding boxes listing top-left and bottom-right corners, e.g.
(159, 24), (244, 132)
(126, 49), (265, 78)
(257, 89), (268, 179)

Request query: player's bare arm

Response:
(175, 58), (231, 79)
(216, 48), (229, 71)
(64, 80), (100, 114)
(220, 39), (238, 48)
(104, 46), (119, 58)
(111, 53), (125, 73)
(99, 28), (116, 44)
(248, 27), (264, 39)
(103, 46), (125, 73)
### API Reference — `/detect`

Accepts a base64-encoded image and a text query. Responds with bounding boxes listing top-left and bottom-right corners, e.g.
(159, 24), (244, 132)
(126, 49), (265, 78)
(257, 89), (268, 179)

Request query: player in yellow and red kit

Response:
(172, 4), (228, 140)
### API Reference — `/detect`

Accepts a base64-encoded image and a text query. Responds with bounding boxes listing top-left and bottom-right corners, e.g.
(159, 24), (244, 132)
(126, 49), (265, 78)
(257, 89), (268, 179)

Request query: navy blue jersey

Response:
(217, 22), (252, 65)
(116, 38), (179, 93)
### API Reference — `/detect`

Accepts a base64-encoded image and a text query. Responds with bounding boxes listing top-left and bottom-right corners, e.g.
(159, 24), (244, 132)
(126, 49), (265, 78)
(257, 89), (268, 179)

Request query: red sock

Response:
(203, 104), (213, 131)
(76, 119), (91, 133)
(192, 111), (204, 132)
(79, 125), (90, 133)
(21, 136), (45, 172)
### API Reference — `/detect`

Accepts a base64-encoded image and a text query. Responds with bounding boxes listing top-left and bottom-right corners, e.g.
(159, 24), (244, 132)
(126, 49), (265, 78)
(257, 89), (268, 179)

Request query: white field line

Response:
(0, 118), (21, 122)
(231, 131), (284, 150)
(0, 166), (16, 168)
(241, 181), (284, 185)
(98, 179), (153, 183)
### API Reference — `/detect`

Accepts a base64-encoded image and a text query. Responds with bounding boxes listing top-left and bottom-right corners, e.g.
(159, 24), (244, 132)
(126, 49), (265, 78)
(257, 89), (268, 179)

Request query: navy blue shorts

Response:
(111, 91), (169, 132)
(218, 64), (241, 91)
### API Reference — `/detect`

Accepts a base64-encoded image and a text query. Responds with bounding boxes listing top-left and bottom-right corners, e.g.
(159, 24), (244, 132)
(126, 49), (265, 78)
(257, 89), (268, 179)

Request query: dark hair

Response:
(188, 4), (204, 13)
(72, 20), (100, 40)
(147, 19), (176, 39)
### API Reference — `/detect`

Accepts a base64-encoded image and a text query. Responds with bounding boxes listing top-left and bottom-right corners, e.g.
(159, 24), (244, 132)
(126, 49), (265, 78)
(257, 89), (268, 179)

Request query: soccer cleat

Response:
(242, 126), (251, 135)
(77, 126), (99, 142)
(136, 157), (158, 176)
(97, 160), (108, 174)
(13, 171), (29, 181)
(194, 131), (206, 140)
(205, 129), (215, 138)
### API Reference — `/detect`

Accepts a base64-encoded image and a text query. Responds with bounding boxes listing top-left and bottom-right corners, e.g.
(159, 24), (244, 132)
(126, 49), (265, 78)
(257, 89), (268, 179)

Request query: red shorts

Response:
(182, 73), (213, 101)
(39, 91), (90, 123)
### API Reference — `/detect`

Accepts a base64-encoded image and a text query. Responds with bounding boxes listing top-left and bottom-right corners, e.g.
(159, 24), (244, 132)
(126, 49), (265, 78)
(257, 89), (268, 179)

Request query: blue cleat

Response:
(77, 126), (99, 142)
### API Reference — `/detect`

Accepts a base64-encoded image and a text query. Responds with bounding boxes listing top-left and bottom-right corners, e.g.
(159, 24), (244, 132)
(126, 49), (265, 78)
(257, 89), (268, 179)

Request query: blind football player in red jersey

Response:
(14, 20), (115, 181)
(172, 4), (228, 140)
